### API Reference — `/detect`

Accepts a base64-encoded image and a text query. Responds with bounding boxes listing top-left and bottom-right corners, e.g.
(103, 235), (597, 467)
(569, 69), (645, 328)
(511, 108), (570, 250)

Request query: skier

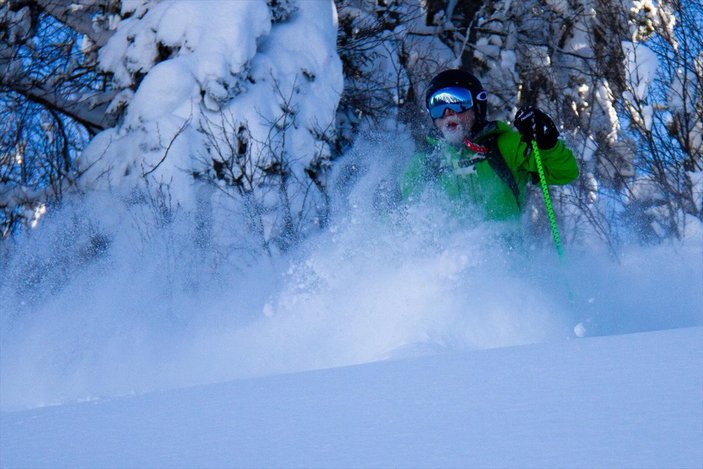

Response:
(401, 69), (579, 227)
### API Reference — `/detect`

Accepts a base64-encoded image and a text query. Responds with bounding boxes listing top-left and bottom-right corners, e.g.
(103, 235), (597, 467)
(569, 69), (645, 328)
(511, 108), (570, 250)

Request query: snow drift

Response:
(2, 327), (701, 468)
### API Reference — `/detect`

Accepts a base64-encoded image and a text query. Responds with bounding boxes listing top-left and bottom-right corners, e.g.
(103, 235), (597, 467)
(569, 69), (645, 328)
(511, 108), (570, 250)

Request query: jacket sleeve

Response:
(498, 128), (579, 185)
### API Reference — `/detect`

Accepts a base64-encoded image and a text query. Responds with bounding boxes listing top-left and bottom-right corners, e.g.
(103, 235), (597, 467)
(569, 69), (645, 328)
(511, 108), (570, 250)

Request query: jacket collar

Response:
(470, 120), (503, 142)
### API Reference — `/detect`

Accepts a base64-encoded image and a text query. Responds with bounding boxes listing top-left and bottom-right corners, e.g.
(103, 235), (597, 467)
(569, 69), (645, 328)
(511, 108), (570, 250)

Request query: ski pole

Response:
(532, 140), (578, 314)
(531, 140), (564, 259)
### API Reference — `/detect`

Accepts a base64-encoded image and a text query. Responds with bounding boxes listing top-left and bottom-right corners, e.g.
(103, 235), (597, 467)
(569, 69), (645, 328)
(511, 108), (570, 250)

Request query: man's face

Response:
(434, 108), (476, 146)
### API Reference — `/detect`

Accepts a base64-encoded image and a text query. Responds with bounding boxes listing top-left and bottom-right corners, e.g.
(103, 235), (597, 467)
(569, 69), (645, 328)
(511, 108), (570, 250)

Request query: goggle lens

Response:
(428, 87), (474, 119)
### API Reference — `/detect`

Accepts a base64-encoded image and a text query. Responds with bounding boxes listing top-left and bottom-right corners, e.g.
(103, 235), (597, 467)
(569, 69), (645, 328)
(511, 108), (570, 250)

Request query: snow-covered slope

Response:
(2, 327), (701, 468)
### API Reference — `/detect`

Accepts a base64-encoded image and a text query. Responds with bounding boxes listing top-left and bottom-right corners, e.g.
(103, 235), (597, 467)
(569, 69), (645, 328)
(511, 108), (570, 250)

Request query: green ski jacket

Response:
(400, 121), (579, 222)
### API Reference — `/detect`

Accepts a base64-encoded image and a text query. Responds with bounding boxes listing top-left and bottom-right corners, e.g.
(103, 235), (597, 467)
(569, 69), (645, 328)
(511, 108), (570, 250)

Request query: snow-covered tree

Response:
(468, 0), (701, 249)
(617, 0), (702, 242)
(75, 1), (343, 256)
(0, 0), (116, 237)
(2, 0), (700, 253)
(0, 1), (343, 257)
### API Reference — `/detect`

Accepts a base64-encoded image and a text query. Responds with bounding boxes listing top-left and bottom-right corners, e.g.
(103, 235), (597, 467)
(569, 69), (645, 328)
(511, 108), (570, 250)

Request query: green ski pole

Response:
(531, 140), (564, 259)
(532, 139), (576, 306)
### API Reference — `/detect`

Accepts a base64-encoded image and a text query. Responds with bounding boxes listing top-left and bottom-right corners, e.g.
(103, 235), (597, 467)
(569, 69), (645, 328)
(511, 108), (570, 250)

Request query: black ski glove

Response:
(514, 106), (559, 150)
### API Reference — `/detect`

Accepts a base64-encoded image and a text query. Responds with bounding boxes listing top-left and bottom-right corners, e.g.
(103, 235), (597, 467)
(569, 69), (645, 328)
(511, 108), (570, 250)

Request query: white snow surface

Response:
(2, 327), (701, 468)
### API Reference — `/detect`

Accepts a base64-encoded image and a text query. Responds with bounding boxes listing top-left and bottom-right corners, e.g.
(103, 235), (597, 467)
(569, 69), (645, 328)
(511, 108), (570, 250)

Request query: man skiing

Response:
(401, 69), (579, 224)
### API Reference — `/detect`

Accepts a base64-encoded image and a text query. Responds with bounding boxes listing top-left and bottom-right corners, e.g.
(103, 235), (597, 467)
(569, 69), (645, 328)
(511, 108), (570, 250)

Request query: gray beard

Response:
(440, 124), (467, 146)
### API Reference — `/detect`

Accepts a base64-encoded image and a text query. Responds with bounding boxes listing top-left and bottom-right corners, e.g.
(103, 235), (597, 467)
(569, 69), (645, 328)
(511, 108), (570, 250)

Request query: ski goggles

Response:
(427, 87), (474, 119)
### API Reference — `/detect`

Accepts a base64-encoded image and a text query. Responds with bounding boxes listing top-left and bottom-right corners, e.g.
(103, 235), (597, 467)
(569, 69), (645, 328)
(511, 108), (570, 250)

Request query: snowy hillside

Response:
(2, 327), (701, 468)
(2, 132), (701, 468)
(1, 1), (701, 467)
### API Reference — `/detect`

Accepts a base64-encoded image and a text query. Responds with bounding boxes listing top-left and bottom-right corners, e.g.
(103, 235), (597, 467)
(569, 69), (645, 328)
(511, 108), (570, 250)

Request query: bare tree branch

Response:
(9, 75), (116, 132)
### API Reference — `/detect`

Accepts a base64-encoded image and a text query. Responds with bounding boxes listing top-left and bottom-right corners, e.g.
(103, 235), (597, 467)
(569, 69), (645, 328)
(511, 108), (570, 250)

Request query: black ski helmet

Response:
(425, 69), (488, 122)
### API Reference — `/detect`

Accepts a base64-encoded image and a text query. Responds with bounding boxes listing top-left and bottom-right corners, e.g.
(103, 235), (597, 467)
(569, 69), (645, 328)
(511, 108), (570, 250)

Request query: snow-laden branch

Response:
(9, 74), (116, 132)
(36, 0), (115, 48)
